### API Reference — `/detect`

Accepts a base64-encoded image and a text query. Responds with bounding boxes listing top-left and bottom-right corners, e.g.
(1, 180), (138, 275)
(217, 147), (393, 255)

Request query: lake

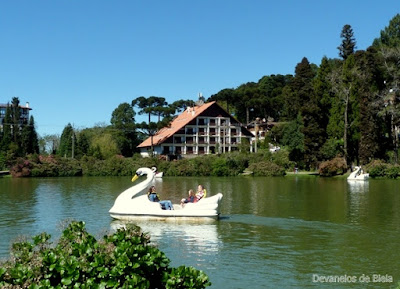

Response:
(0, 175), (399, 288)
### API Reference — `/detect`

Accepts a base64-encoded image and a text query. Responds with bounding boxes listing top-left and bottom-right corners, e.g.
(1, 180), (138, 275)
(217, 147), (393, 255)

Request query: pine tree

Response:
(338, 24), (356, 60)
(11, 97), (21, 145)
(21, 116), (39, 155)
(58, 123), (75, 158)
(1, 104), (12, 152)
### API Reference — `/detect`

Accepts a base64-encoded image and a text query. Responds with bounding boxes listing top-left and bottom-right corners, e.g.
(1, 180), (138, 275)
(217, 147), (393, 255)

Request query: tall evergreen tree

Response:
(338, 24), (356, 60)
(328, 55), (360, 164)
(0, 104), (12, 152)
(291, 57), (324, 169)
(76, 131), (90, 157)
(11, 97), (22, 146)
(21, 116), (39, 155)
(354, 49), (384, 164)
(58, 123), (75, 158)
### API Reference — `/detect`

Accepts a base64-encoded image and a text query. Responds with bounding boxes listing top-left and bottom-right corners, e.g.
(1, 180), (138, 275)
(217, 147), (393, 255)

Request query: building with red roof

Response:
(137, 101), (253, 157)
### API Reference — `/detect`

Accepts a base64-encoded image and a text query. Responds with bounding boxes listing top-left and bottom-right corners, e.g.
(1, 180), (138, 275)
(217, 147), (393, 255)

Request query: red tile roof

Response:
(137, 101), (216, 148)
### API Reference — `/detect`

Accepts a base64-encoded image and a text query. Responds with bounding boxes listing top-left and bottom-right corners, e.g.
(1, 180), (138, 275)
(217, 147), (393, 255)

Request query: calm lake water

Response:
(1, 175), (399, 288)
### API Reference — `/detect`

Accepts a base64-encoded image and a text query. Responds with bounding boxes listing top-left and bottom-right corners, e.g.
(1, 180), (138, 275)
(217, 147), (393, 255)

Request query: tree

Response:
(76, 131), (90, 158)
(90, 133), (120, 159)
(373, 15), (400, 163)
(209, 88), (237, 114)
(257, 74), (292, 122)
(110, 102), (138, 156)
(132, 96), (170, 155)
(58, 123), (76, 158)
(20, 116), (39, 155)
(0, 104), (12, 152)
(373, 13), (400, 48)
(40, 134), (60, 155)
(281, 115), (305, 167)
(11, 97), (21, 145)
(375, 46), (400, 163)
(338, 24), (356, 60)
(354, 49), (384, 164)
(289, 57), (324, 169)
(171, 99), (195, 113)
(328, 55), (359, 164)
(235, 82), (261, 124)
(132, 96), (167, 123)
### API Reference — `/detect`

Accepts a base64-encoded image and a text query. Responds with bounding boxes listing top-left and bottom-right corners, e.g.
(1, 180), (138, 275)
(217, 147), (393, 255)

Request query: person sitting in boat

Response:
(195, 184), (206, 202)
(180, 189), (196, 206)
(147, 186), (173, 210)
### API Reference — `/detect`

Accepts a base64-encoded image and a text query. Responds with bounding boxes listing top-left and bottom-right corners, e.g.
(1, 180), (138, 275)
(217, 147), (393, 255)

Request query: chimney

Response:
(26, 102), (29, 108)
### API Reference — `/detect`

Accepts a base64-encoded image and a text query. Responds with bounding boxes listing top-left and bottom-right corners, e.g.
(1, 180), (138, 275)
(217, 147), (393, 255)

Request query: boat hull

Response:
(109, 213), (220, 222)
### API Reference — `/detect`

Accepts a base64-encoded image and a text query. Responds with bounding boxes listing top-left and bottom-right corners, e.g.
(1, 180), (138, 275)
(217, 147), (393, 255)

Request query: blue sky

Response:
(0, 0), (398, 136)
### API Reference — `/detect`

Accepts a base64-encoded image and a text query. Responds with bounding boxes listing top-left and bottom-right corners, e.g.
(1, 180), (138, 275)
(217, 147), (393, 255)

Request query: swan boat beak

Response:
(131, 174), (139, 182)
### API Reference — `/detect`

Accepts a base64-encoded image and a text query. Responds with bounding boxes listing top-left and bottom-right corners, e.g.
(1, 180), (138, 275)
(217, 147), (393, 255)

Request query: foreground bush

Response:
(0, 221), (211, 289)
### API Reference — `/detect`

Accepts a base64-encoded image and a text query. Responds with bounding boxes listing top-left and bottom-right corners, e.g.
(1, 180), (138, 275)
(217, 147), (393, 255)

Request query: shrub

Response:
(166, 159), (196, 176)
(270, 149), (293, 170)
(318, 157), (347, 177)
(385, 165), (400, 179)
(212, 158), (230, 176)
(0, 221), (211, 289)
(248, 161), (286, 176)
(10, 158), (32, 177)
(366, 160), (388, 178)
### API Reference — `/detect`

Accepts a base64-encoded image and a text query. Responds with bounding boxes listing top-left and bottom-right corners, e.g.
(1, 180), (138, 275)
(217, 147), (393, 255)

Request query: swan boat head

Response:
(109, 167), (155, 214)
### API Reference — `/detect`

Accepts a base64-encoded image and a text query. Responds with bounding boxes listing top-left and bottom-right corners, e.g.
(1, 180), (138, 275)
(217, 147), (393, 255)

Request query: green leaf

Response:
(61, 277), (72, 285)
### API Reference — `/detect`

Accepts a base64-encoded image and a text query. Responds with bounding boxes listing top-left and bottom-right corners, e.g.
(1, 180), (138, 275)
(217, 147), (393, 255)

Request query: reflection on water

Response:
(347, 180), (369, 194)
(111, 220), (221, 265)
(347, 181), (369, 225)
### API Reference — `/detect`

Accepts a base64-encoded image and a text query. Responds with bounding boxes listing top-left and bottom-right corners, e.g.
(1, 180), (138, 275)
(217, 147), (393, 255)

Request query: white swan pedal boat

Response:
(109, 167), (223, 221)
(347, 166), (369, 181)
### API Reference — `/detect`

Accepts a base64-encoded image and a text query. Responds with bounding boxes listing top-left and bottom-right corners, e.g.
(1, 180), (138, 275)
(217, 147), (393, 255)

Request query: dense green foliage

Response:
(8, 151), (292, 178)
(0, 98), (39, 170)
(0, 221), (211, 289)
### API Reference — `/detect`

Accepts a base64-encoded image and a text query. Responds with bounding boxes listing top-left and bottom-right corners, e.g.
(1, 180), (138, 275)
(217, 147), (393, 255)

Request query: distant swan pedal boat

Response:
(109, 167), (223, 221)
(347, 166), (369, 181)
